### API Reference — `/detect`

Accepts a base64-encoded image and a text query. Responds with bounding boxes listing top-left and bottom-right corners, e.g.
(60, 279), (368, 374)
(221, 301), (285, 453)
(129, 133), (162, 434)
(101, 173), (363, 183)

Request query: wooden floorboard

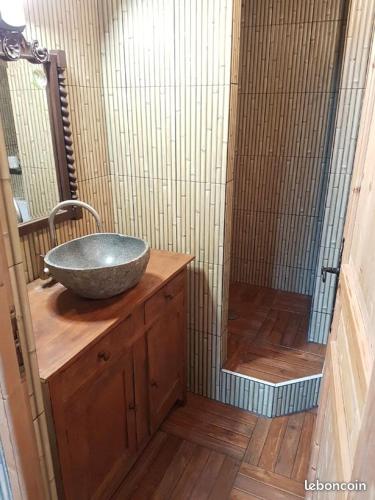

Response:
(187, 393), (258, 427)
(230, 487), (261, 499)
(224, 283), (326, 382)
(207, 456), (241, 500)
(161, 411), (249, 460)
(189, 450), (226, 498)
(111, 432), (167, 499)
(291, 413), (316, 482)
(153, 440), (197, 499)
(235, 463), (305, 497)
(258, 417), (288, 471)
(169, 446), (210, 499)
(243, 418), (272, 465)
(112, 394), (315, 499)
(274, 413), (305, 477)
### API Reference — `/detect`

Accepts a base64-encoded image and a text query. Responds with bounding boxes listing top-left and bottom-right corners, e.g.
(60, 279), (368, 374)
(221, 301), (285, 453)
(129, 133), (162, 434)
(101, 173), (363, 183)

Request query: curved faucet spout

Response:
(48, 200), (102, 247)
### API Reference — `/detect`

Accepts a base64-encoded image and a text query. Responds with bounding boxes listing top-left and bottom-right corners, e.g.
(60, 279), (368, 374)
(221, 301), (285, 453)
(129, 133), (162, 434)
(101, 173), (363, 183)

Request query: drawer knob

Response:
(150, 380), (158, 388)
(128, 403), (136, 410)
(164, 293), (173, 301)
(97, 351), (111, 362)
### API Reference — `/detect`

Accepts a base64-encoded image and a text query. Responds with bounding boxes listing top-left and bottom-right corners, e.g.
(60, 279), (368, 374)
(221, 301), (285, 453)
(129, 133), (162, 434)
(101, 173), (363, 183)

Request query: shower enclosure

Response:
(223, 0), (373, 385)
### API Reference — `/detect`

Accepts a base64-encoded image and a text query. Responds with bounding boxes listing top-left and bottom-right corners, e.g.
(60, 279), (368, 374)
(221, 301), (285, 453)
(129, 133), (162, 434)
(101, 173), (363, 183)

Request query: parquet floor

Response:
(113, 393), (315, 499)
(224, 283), (326, 383)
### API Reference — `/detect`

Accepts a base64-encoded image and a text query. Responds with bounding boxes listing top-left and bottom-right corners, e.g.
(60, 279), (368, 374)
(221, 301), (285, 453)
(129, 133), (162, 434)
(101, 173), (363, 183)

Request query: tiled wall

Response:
(99, 0), (234, 399)
(19, 0), (114, 283)
(97, 0), (324, 414)
(309, 0), (375, 343)
(230, 0), (347, 295)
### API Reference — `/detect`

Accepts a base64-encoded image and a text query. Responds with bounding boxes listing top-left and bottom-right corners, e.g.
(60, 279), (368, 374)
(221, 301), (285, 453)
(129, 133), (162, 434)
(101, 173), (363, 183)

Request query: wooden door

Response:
(309, 34), (375, 496)
(147, 292), (185, 431)
(53, 351), (136, 500)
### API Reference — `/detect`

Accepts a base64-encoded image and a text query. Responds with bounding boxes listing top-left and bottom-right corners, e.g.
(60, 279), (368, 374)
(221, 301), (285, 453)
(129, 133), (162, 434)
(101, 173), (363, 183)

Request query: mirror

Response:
(0, 59), (59, 223)
(0, 25), (79, 235)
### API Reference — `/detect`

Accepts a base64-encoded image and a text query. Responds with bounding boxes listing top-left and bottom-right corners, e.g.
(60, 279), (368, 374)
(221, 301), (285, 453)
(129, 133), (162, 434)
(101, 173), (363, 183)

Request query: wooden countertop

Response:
(28, 250), (193, 382)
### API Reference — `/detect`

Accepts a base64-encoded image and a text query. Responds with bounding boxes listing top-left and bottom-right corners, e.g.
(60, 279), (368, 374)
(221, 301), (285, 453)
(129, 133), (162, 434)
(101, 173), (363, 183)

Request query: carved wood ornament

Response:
(57, 61), (78, 200)
(0, 30), (48, 63)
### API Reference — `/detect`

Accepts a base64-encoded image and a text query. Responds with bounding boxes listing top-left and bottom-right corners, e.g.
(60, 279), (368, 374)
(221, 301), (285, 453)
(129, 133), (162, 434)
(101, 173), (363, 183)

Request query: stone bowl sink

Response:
(44, 233), (150, 299)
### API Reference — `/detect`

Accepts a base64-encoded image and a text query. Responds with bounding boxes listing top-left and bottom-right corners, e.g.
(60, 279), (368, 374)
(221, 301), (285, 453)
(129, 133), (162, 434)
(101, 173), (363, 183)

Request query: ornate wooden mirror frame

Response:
(0, 25), (81, 236)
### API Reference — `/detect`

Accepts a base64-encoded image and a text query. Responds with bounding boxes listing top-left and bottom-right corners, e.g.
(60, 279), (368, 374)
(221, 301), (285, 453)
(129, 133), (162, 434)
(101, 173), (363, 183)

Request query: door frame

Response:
(0, 109), (46, 497)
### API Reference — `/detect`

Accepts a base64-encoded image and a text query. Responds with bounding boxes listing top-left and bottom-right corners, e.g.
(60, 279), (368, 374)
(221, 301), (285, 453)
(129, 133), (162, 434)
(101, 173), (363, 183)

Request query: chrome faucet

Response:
(48, 200), (103, 247)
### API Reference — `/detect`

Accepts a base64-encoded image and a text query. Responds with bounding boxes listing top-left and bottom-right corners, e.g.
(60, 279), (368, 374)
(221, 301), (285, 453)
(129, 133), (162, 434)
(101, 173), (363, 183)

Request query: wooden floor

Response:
(224, 283), (326, 383)
(113, 393), (315, 499)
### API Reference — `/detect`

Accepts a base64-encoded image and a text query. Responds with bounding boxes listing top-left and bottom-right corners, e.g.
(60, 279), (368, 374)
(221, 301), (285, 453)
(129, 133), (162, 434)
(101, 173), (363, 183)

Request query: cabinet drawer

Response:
(58, 308), (143, 401)
(145, 271), (185, 325)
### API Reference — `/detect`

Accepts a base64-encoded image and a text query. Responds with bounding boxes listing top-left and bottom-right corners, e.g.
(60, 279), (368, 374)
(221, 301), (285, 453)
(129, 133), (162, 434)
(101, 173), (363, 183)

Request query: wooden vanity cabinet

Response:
(30, 252), (192, 500)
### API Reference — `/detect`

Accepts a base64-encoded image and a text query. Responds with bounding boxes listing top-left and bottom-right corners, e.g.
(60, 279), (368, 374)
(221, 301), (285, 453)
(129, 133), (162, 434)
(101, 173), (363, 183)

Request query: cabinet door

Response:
(133, 334), (150, 448)
(147, 292), (185, 431)
(52, 351), (136, 500)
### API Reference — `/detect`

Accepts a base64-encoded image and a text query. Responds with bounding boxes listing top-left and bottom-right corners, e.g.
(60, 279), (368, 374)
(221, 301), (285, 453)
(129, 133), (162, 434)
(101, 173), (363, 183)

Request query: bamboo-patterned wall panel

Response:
(99, 0), (233, 398)
(230, 0), (347, 295)
(98, 0), (324, 415)
(18, 0), (114, 283)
